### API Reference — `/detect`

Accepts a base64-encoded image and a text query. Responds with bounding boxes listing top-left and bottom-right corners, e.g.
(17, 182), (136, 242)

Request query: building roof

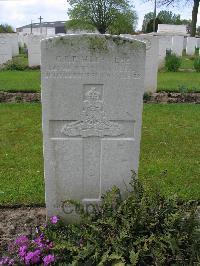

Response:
(16, 21), (67, 30)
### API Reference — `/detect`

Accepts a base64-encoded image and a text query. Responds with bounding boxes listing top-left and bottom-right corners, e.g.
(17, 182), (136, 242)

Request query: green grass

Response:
(0, 70), (40, 92)
(158, 72), (200, 92)
(0, 103), (199, 206)
(180, 56), (195, 69)
(0, 104), (44, 205)
(139, 104), (200, 200)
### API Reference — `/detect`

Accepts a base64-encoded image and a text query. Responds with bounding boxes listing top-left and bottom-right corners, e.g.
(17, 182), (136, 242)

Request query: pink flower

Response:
(50, 216), (59, 224)
(43, 255), (55, 266)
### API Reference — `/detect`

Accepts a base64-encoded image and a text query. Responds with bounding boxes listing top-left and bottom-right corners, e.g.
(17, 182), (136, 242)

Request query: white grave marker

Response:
(41, 34), (146, 222)
(9, 34), (19, 56)
(172, 36), (184, 56)
(157, 24), (187, 35)
(121, 34), (158, 93)
(158, 35), (172, 68)
(0, 34), (12, 65)
(28, 35), (44, 67)
(186, 37), (197, 55)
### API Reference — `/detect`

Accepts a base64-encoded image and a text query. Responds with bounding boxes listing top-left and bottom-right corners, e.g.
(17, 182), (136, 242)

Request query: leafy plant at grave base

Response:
(143, 92), (152, 102)
(165, 53), (182, 72)
(2, 54), (40, 71)
(194, 57), (200, 72)
(2, 54), (29, 71)
(178, 85), (190, 94)
(1, 174), (200, 265)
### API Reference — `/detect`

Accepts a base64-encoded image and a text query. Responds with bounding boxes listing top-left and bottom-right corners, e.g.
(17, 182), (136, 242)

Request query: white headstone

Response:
(28, 35), (44, 67)
(157, 24), (187, 35)
(183, 36), (187, 50)
(9, 34), (19, 56)
(172, 35), (184, 56)
(121, 34), (158, 93)
(0, 34), (12, 65)
(186, 37), (197, 55)
(158, 35), (172, 68)
(41, 34), (146, 223)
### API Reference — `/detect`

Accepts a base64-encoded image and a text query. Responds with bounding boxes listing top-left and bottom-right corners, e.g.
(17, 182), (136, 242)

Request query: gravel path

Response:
(0, 207), (46, 255)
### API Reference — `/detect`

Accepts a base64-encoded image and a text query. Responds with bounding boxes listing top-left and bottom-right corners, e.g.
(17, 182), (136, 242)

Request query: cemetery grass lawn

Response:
(139, 104), (200, 200)
(0, 70), (40, 92)
(0, 103), (44, 206)
(0, 103), (200, 206)
(181, 56), (194, 69)
(157, 72), (200, 92)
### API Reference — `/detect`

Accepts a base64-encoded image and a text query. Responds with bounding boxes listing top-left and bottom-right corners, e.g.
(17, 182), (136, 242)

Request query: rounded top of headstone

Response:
(41, 33), (146, 52)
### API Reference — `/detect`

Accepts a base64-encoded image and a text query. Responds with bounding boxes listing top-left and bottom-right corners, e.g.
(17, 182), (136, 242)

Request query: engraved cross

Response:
(61, 87), (124, 203)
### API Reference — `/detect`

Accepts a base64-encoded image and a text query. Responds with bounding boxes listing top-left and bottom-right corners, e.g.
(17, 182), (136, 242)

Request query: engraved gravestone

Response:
(41, 34), (146, 223)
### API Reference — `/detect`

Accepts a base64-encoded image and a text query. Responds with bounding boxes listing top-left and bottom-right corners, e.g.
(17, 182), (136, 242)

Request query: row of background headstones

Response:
(23, 34), (200, 94)
(0, 33), (200, 94)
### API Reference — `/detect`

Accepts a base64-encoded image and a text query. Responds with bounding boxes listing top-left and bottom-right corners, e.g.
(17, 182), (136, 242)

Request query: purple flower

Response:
(50, 216), (59, 224)
(0, 257), (14, 266)
(25, 250), (41, 265)
(15, 236), (29, 247)
(33, 235), (53, 251)
(43, 255), (55, 266)
(19, 245), (27, 258)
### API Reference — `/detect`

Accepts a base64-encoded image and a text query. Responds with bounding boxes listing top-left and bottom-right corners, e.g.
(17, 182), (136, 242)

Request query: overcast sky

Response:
(0, 0), (199, 30)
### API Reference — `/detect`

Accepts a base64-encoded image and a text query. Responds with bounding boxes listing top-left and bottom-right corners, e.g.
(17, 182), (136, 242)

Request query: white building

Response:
(16, 21), (67, 36)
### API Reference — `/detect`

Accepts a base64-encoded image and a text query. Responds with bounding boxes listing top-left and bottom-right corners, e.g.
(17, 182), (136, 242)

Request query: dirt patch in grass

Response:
(0, 207), (46, 254)
(1, 91), (200, 104)
(0, 91), (40, 103)
(145, 92), (200, 104)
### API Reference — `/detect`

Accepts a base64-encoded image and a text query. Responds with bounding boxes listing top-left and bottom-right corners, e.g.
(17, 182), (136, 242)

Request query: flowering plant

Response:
(0, 217), (58, 266)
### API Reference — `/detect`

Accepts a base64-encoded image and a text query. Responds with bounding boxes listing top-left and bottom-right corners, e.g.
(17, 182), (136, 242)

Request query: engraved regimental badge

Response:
(61, 87), (124, 137)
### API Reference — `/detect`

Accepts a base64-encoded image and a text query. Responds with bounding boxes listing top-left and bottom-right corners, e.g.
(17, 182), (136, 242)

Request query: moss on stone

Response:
(87, 36), (108, 52)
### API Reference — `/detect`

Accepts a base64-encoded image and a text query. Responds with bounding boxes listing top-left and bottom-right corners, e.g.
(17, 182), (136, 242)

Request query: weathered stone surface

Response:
(121, 34), (158, 93)
(186, 37), (197, 55)
(28, 35), (44, 67)
(172, 36), (184, 56)
(41, 34), (146, 223)
(0, 34), (12, 65)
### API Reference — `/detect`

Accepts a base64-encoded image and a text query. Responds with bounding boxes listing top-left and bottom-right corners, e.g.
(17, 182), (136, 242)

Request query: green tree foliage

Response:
(151, 0), (199, 37)
(0, 24), (14, 33)
(142, 10), (192, 33)
(67, 0), (138, 34)
(146, 17), (162, 33)
(142, 11), (154, 32)
(157, 10), (181, 24)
